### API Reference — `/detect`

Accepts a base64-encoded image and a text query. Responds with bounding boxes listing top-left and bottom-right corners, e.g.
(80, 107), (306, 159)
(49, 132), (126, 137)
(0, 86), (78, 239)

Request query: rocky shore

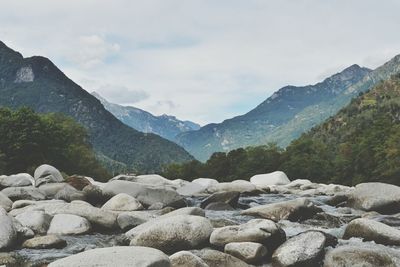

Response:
(0, 167), (400, 266)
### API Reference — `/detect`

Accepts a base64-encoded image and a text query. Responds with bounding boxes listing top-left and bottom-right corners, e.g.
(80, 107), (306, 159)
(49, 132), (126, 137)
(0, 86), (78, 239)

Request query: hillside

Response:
(177, 64), (372, 161)
(92, 92), (200, 142)
(0, 41), (194, 174)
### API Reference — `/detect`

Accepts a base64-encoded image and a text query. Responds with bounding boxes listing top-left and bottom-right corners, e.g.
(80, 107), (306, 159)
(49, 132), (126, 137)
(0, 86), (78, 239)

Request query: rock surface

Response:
(48, 214), (91, 235)
(101, 193), (143, 211)
(250, 171), (290, 188)
(15, 210), (52, 234)
(0, 193), (12, 211)
(22, 235), (67, 249)
(170, 251), (209, 267)
(224, 242), (267, 264)
(272, 231), (326, 267)
(343, 218), (400, 246)
(34, 164), (64, 187)
(191, 248), (251, 267)
(210, 219), (285, 251)
(126, 215), (213, 253)
(0, 173), (34, 187)
(200, 191), (240, 209)
(0, 208), (16, 250)
(1, 186), (45, 201)
(48, 246), (171, 267)
(241, 198), (322, 221)
(347, 182), (400, 214)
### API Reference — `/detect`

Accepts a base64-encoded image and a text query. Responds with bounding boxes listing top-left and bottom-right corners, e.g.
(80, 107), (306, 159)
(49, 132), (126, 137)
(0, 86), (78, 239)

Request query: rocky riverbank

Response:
(0, 167), (400, 266)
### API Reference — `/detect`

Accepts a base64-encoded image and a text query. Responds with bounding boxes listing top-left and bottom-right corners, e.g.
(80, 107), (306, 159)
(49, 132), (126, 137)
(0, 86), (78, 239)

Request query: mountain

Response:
(177, 64), (372, 161)
(0, 41), (194, 174)
(289, 73), (400, 185)
(92, 92), (200, 142)
(177, 54), (400, 162)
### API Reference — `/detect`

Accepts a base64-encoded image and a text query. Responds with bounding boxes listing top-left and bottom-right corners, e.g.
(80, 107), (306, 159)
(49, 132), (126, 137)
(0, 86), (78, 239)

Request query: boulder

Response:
(272, 231), (326, 267)
(101, 193), (143, 211)
(285, 179), (312, 189)
(191, 248), (251, 267)
(48, 246), (170, 267)
(241, 198), (322, 222)
(192, 178), (219, 189)
(22, 235), (66, 249)
(208, 180), (256, 193)
(1, 186), (45, 201)
(200, 191), (240, 209)
(170, 251), (208, 267)
(38, 183), (69, 198)
(0, 173), (34, 187)
(54, 184), (86, 202)
(82, 184), (110, 205)
(103, 180), (185, 208)
(136, 174), (176, 187)
(0, 208), (16, 250)
(126, 215), (213, 253)
(224, 242), (267, 264)
(250, 171), (290, 188)
(343, 218), (400, 246)
(346, 183), (400, 214)
(65, 175), (91, 190)
(205, 202), (235, 211)
(15, 210), (52, 234)
(48, 214), (91, 235)
(162, 207), (205, 218)
(209, 219), (285, 252)
(34, 164), (64, 187)
(117, 210), (159, 230)
(323, 244), (400, 267)
(177, 183), (207, 196)
(11, 199), (64, 210)
(0, 193), (12, 212)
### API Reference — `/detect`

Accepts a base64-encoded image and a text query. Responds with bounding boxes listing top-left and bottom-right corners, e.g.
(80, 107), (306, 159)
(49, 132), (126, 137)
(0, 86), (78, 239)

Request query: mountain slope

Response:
(92, 92), (200, 142)
(0, 41), (194, 173)
(289, 74), (400, 185)
(177, 64), (372, 161)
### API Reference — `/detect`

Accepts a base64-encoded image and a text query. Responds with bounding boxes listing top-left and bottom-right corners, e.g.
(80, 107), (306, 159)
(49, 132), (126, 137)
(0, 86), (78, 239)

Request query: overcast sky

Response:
(1, 0), (400, 125)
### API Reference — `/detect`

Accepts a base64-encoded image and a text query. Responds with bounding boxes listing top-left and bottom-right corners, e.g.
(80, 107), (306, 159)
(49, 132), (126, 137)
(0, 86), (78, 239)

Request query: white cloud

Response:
(0, 0), (400, 125)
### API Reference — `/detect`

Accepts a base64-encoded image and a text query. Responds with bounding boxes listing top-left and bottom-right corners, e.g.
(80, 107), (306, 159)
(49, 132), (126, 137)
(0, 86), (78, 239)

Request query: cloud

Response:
(0, 0), (400, 125)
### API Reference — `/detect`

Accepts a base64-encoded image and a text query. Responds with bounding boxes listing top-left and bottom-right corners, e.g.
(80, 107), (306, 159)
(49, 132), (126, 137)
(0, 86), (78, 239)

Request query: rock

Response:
(136, 174), (176, 187)
(343, 218), (400, 246)
(209, 180), (256, 193)
(11, 217), (35, 238)
(250, 171), (290, 188)
(148, 202), (166, 210)
(192, 178), (219, 189)
(15, 210), (52, 234)
(48, 246), (170, 267)
(170, 251), (209, 267)
(0, 252), (19, 266)
(82, 184), (109, 205)
(0, 193), (12, 212)
(44, 202), (117, 229)
(126, 215), (213, 253)
(0, 173), (34, 188)
(191, 248), (251, 267)
(210, 218), (238, 228)
(1, 186), (45, 201)
(0, 208), (16, 250)
(285, 179), (312, 189)
(347, 182), (400, 214)
(34, 164), (64, 187)
(48, 214), (91, 235)
(22, 235), (67, 249)
(65, 175), (91, 190)
(117, 210), (159, 230)
(38, 183), (69, 198)
(272, 231), (326, 267)
(241, 198), (322, 222)
(11, 199), (64, 210)
(205, 202), (235, 211)
(162, 207), (205, 218)
(109, 174), (138, 182)
(209, 219), (285, 252)
(177, 183), (207, 196)
(103, 180), (185, 208)
(323, 244), (400, 267)
(101, 193), (143, 211)
(54, 184), (86, 202)
(224, 242), (268, 264)
(200, 191), (240, 209)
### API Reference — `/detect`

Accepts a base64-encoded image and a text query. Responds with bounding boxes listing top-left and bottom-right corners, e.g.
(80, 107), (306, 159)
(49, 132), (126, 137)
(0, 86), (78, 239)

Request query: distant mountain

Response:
(0, 41), (194, 174)
(177, 64), (373, 161)
(92, 92), (200, 142)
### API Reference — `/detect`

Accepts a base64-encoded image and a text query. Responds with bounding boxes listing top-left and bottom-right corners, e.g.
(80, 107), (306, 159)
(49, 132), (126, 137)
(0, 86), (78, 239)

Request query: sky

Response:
(1, 0), (400, 125)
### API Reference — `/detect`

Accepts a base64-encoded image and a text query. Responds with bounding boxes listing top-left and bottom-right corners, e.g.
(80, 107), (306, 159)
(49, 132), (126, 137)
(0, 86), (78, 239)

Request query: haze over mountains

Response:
(176, 55), (400, 161)
(0, 41), (193, 173)
(92, 92), (200, 142)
